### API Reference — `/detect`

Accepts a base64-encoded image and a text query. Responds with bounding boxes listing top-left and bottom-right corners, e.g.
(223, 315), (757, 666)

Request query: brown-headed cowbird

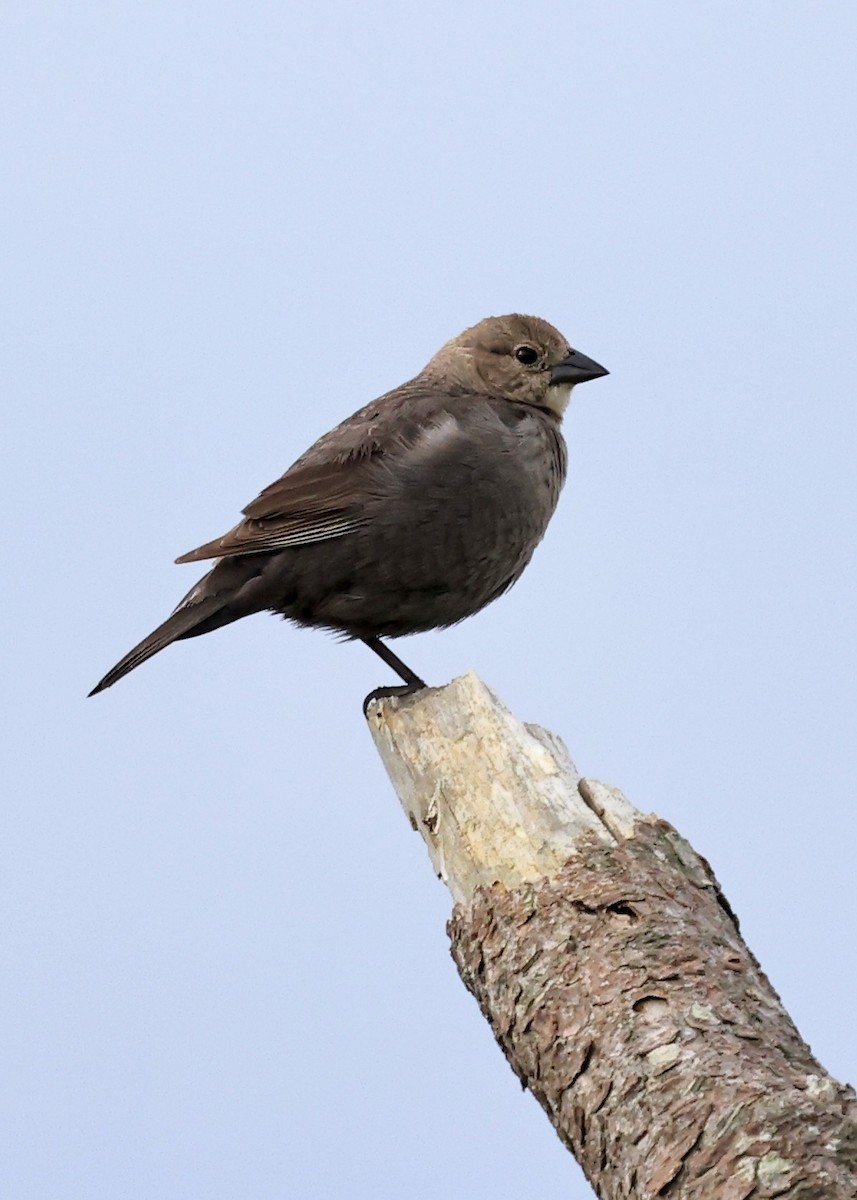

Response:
(89, 314), (607, 696)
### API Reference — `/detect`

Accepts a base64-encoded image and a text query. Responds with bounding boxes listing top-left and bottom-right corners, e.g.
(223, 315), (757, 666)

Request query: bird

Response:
(89, 314), (608, 698)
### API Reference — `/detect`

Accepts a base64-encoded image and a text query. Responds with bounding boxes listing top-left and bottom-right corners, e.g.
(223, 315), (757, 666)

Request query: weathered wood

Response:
(366, 672), (857, 1199)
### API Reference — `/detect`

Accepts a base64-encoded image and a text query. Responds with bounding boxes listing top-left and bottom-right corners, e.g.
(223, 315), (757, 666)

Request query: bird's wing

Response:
(175, 457), (373, 562)
(175, 384), (455, 564)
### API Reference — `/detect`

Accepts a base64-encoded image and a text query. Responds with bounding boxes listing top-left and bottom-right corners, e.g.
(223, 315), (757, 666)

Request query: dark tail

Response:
(88, 596), (227, 696)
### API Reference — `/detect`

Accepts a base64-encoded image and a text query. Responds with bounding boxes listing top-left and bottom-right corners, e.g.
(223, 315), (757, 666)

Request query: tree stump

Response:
(366, 672), (857, 1199)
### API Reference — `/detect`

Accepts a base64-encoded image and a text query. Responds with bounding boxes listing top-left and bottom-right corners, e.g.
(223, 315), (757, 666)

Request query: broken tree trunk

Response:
(365, 672), (857, 1200)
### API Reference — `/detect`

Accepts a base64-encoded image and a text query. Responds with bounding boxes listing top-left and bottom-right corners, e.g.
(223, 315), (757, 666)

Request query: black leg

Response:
(362, 637), (426, 688)
(361, 637), (427, 714)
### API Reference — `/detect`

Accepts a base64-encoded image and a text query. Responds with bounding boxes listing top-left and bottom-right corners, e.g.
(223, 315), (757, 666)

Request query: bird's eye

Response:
(514, 345), (539, 365)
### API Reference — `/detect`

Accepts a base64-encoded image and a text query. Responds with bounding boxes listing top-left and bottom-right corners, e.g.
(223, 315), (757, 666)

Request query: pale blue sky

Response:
(3, 4), (856, 1197)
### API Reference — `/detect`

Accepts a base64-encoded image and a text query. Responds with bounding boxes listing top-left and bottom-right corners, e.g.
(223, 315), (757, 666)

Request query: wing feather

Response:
(175, 451), (373, 564)
(175, 382), (472, 565)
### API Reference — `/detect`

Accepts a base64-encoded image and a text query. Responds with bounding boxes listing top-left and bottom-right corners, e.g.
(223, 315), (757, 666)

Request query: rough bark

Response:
(366, 672), (857, 1199)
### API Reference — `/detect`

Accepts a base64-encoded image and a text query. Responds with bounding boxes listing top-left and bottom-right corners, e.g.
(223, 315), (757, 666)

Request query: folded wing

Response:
(174, 383), (471, 565)
(175, 458), (370, 563)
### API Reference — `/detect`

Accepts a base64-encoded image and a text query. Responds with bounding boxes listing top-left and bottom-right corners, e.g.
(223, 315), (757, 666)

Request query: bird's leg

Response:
(361, 636), (427, 714)
(362, 636), (426, 688)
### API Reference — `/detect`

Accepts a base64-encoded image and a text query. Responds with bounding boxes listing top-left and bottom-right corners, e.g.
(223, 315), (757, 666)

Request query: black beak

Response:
(550, 349), (609, 386)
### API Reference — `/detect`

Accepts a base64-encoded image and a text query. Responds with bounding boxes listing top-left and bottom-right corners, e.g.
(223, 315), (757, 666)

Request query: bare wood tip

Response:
(366, 671), (633, 905)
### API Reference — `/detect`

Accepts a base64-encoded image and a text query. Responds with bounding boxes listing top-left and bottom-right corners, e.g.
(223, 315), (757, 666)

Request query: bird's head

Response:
(422, 314), (608, 418)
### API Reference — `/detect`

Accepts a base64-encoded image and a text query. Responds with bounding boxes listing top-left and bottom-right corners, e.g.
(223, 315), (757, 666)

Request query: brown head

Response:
(420, 314), (608, 417)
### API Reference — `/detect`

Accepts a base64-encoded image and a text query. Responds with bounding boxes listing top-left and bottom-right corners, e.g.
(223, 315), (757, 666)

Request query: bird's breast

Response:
(369, 405), (565, 588)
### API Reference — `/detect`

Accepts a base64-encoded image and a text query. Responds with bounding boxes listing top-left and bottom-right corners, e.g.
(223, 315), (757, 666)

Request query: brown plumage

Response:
(89, 314), (607, 696)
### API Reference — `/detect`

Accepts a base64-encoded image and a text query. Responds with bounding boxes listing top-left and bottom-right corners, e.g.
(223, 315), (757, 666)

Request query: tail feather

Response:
(88, 597), (226, 696)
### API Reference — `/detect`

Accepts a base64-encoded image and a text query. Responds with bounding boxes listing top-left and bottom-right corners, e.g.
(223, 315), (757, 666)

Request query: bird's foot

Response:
(362, 680), (427, 717)
(360, 636), (427, 714)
